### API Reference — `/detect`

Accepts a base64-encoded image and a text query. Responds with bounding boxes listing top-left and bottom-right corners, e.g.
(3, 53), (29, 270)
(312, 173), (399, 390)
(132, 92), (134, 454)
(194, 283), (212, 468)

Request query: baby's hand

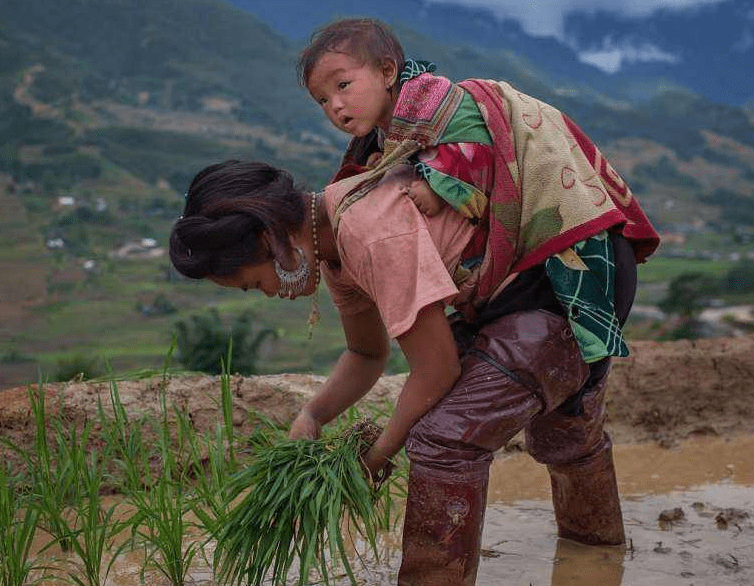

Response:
(403, 179), (446, 217)
(366, 151), (383, 167)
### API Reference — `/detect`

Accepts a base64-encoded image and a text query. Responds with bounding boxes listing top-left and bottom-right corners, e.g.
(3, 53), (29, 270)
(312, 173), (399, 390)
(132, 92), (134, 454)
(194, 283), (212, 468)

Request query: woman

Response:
(170, 157), (657, 585)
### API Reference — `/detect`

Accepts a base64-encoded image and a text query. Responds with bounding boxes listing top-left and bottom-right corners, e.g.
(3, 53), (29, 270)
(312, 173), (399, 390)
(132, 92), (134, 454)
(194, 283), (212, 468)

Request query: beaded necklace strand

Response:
(307, 191), (322, 338)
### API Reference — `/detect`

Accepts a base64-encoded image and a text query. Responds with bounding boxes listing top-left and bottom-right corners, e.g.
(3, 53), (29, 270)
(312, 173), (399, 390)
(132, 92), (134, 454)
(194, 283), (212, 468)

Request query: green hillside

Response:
(1, 0), (753, 388)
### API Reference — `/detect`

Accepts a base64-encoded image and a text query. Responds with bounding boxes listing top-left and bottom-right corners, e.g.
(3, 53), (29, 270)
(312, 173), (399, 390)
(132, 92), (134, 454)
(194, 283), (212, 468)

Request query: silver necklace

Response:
(274, 246), (310, 298)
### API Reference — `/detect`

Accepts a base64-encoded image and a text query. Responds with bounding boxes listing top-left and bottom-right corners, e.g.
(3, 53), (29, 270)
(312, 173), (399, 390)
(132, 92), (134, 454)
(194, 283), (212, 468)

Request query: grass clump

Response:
(214, 419), (392, 586)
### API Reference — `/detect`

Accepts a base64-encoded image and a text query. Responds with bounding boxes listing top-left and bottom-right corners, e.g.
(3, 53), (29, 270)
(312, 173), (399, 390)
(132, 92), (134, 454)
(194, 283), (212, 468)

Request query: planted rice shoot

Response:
(187, 341), (247, 539)
(61, 449), (129, 586)
(126, 386), (200, 586)
(214, 419), (393, 586)
(25, 386), (81, 554)
(95, 380), (154, 495)
(0, 464), (43, 586)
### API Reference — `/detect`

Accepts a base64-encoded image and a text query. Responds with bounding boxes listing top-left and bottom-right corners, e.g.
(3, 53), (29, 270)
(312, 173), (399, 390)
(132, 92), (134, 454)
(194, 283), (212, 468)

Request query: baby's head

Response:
(298, 19), (405, 137)
(297, 18), (404, 89)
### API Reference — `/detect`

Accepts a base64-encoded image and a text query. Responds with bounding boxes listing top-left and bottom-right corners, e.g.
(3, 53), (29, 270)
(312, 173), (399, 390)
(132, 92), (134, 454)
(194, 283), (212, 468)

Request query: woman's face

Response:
(209, 256), (317, 300)
(209, 261), (283, 298)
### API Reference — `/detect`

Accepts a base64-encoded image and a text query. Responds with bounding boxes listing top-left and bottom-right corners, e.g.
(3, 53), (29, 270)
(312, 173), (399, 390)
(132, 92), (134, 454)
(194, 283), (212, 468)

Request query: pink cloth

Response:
(322, 168), (476, 338)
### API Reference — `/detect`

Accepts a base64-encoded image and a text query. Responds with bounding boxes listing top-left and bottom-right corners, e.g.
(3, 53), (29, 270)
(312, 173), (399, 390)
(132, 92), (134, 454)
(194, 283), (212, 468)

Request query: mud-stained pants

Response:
(397, 309), (626, 586)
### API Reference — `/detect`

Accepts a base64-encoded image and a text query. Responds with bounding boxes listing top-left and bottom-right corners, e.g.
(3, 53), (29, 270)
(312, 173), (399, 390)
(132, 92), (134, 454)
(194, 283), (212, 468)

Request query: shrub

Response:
(53, 354), (104, 382)
(723, 260), (754, 293)
(173, 308), (276, 375)
(658, 273), (721, 317)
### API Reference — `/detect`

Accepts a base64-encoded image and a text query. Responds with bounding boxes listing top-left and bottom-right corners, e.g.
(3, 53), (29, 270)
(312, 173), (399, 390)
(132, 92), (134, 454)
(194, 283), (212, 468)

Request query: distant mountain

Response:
(228, 0), (754, 107)
(565, 0), (754, 107)
(0, 0), (753, 382)
(0, 0), (752, 236)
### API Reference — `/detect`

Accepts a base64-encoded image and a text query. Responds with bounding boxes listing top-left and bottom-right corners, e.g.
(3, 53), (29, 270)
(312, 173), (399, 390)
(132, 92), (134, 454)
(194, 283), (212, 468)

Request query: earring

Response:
(274, 247), (310, 298)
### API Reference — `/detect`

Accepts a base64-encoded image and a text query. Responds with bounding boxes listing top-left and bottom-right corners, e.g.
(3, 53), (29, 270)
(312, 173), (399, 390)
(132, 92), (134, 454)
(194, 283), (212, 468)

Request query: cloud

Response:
(578, 41), (680, 73)
(733, 28), (753, 52)
(425, 0), (729, 39)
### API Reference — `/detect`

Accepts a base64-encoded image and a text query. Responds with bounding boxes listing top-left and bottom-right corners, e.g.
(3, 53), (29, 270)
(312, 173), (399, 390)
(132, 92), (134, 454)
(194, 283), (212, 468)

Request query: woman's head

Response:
(169, 160), (306, 282)
(297, 18), (405, 88)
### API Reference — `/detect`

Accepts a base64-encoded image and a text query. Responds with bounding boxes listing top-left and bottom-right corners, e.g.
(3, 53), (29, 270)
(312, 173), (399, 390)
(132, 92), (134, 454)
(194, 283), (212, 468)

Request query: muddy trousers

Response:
(397, 310), (626, 586)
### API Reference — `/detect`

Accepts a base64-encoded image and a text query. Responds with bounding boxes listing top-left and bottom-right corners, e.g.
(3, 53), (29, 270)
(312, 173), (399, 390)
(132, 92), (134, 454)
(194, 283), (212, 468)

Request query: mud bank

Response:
(1, 335), (753, 452)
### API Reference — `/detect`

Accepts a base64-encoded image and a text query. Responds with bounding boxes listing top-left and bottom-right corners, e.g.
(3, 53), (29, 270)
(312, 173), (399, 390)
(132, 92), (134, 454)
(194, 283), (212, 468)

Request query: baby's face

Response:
(307, 51), (397, 137)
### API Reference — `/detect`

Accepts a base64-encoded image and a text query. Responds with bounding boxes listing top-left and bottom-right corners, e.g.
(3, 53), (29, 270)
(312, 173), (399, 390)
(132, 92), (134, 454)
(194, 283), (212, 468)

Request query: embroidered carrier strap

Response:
(331, 140), (421, 236)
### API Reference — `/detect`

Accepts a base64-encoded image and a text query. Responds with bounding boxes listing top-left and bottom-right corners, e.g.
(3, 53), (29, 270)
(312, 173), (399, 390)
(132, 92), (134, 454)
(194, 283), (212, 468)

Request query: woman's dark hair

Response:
(297, 18), (405, 87)
(169, 160), (306, 279)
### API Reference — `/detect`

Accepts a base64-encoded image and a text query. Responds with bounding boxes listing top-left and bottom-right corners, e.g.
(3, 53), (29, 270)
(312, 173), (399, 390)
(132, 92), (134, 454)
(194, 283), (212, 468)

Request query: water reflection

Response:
(550, 538), (625, 586)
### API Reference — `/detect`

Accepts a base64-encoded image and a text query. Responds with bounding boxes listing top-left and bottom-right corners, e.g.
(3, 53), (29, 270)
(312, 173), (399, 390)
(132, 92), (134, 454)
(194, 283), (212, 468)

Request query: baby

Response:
(299, 18), (479, 222)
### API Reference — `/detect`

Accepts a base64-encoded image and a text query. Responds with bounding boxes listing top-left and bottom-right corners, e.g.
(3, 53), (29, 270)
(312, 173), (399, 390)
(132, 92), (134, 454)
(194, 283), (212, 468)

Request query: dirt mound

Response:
(605, 335), (754, 445)
(1, 335), (753, 454)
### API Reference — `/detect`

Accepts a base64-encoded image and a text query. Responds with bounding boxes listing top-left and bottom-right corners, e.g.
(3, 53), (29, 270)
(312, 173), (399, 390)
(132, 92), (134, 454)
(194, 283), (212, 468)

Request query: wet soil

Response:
(2, 334), (754, 585)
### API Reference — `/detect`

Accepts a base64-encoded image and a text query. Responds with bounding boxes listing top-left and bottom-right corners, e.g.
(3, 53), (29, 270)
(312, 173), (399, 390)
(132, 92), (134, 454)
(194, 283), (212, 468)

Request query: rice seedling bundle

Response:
(213, 420), (391, 586)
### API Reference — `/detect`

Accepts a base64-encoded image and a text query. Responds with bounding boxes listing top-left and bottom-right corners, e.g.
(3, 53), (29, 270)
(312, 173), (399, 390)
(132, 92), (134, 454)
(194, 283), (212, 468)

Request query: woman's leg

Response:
(521, 232), (636, 546)
(398, 310), (589, 585)
(525, 359), (626, 545)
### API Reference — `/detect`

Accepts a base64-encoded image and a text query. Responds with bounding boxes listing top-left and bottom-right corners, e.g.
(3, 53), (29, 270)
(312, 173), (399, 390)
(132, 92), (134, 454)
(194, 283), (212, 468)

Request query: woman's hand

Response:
(361, 440), (396, 489)
(288, 409), (321, 440)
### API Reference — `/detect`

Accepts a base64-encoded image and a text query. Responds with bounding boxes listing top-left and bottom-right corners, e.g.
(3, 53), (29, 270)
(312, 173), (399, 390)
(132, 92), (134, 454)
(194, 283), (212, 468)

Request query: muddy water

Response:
(30, 435), (754, 585)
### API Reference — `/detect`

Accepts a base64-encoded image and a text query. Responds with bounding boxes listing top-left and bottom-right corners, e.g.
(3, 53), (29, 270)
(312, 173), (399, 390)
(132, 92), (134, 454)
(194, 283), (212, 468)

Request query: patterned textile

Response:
(329, 71), (660, 360)
(399, 59), (436, 84)
(413, 134), (626, 362)
(415, 142), (492, 219)
(383, 72), (658, 282)
(547, 233), (629, 362)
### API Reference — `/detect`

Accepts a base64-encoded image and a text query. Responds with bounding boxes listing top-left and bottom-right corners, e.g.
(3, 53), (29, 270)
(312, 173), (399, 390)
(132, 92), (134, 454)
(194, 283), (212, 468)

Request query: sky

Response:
(428, 0), (731, 73)
(426, 0), (728, 38)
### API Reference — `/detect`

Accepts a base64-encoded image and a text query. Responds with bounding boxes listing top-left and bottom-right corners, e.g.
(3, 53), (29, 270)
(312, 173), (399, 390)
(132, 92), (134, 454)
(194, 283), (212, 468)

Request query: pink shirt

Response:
(321, 167), (477, 338)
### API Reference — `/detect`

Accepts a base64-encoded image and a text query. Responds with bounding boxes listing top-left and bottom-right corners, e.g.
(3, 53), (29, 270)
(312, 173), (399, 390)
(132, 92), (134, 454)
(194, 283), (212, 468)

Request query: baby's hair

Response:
(170, 160), (306, 279)
(297, 18), (405, 87)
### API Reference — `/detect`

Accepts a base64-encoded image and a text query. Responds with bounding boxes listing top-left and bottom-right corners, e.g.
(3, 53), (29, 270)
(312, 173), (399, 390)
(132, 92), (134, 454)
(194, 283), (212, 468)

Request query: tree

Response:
(174, 309), (277, 375)
(723, 260), (754, 294)
(658, 272), (720, 317)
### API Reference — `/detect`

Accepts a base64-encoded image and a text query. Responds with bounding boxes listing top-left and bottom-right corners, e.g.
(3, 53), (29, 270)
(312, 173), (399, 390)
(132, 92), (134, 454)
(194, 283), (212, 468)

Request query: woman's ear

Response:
(261, 230), (281, 260)
(262, 230), (297, 267)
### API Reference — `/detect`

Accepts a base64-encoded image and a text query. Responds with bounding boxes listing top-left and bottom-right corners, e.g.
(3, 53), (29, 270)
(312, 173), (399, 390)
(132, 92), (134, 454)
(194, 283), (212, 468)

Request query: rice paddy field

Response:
(1, 332), (753, 585)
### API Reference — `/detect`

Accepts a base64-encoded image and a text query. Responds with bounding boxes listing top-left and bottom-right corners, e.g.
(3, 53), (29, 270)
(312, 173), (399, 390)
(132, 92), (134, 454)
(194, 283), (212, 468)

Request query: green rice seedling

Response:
(219, 357), (237, 468)
(61, 449), (130, 586)
(126, 388), (200, 586)
(213, 419), (394, 586)
(95, 380), (154, 495)
(340, 406), (408, 533)
(182, 409), (234, 537)
(24, 386), (82, 553)
(183, 348), (249, 573)
(128, 468), (200, 586)
(0, 464), (44, 586)
(25, 389), (130, 586)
